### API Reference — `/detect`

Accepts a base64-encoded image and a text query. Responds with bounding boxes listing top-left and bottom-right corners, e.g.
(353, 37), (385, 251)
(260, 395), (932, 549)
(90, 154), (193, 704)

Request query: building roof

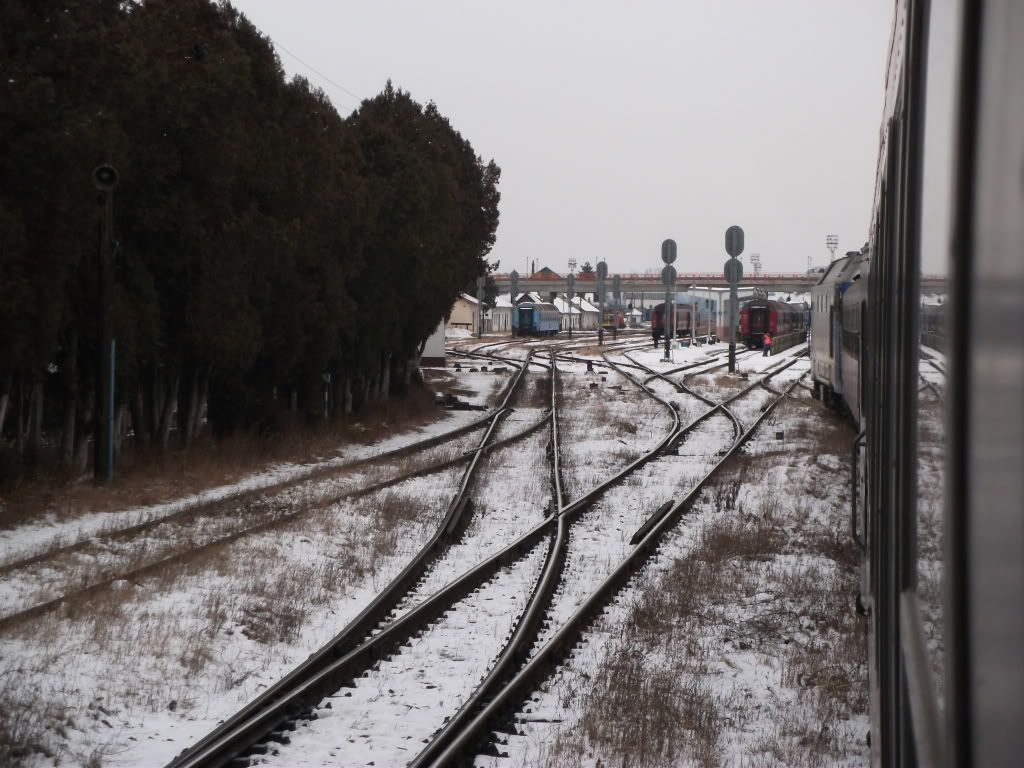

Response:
(571, 296), (600, 313)
(457, 292), (480, 305)
(552, 295), (581, 314)
(528, 266), (562, 280)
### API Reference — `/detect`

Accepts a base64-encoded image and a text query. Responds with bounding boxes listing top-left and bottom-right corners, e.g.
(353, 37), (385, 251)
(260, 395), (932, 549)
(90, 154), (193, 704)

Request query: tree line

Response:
(0, 0), (500, 477)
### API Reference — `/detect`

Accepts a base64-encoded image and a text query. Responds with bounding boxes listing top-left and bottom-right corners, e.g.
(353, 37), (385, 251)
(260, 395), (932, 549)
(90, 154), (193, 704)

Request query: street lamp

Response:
(93, 164), (118, 482)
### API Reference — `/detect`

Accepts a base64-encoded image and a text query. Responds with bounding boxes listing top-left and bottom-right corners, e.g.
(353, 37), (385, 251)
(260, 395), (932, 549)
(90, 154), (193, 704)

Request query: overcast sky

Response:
(231, 1), (900, 276)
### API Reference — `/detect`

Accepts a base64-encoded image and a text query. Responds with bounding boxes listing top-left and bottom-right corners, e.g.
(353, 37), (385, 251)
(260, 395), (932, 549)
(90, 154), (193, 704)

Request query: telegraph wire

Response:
(271, 39), (363, 108)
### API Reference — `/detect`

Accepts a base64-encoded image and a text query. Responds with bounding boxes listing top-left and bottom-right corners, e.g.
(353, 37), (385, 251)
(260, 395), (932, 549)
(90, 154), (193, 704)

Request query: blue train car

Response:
(516, 302), (560, 336)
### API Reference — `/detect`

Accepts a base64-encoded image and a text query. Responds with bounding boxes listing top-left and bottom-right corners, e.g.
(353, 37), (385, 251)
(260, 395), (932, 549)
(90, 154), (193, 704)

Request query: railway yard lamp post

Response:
(566, 273), (575, 338)
(93, 164), (118, 483)
(826, 233), (838, 263)
(566, 259), (576, 338)
(596, 260), (608, 345)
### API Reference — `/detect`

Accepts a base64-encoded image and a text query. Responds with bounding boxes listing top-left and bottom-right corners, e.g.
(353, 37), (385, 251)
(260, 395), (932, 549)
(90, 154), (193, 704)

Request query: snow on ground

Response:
(2, 337), (869, 768)
(479, 383), (870, 768)
(0, 408), (484, 567)
(0, 428), (489, 622)
(556, 362), (671, 500)
(1, 465), (468, 767)
(380, 429), (552, 631)
(265, 542), (549, 767)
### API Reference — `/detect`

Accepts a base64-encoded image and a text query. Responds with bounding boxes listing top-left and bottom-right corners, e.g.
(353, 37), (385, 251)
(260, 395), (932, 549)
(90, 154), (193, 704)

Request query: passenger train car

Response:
(738, 298), (806, 353)
(515, 301), (560, 336)
(650, 302), (702, 344)
(811, 251), (867, 420)
(808, 1), (1023, 765)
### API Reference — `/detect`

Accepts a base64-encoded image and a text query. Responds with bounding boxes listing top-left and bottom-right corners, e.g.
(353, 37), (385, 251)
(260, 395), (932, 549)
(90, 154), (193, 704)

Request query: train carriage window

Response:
(910, 0), (956, 731)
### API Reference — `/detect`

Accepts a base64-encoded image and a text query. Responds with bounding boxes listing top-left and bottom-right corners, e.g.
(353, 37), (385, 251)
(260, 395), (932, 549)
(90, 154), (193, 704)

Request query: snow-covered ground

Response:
(1, 342), (870, 768)
(482, 384), (870, 767)
(0, 408), (484, 567)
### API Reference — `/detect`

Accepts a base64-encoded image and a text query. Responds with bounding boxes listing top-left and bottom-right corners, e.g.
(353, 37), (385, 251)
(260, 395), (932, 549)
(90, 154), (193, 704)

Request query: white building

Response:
(449, 293), (481, 334)
(572, 296), (601, 330)
(552, 295), (581, 331)
(485, 294), (515, 333)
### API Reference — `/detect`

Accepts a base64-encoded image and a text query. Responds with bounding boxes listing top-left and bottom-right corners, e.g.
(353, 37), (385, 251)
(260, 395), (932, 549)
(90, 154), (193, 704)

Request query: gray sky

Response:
(232, 1), (897, 276)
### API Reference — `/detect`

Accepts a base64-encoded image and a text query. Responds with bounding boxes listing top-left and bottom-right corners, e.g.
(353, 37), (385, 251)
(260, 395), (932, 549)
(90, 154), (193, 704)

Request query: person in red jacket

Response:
(763, 332), (772, 356)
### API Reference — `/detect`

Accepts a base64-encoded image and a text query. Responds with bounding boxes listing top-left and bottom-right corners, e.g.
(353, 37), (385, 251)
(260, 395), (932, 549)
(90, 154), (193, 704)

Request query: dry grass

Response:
(0, 477), (453, 765)
(539, 395), (868, 767)
(0, 387), (443, 531)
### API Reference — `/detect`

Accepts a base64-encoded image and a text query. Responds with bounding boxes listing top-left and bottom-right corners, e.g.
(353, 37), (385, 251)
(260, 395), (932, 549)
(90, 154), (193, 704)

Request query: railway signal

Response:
(510, 269), (519, 335)
(724, 226), (744, 372)
(661, 238), (677, 264)
(661, 244), (677, 361)
(597, 260), (608, 345)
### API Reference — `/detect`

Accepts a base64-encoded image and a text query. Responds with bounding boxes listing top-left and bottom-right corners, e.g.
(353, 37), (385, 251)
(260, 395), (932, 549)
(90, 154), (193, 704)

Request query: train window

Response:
(912, 0), (956, 726)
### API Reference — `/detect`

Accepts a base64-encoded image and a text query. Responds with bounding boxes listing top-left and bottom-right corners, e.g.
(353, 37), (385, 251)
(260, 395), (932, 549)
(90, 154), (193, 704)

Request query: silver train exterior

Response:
(808, 1), (1024, 765)
(811, 250), (867, 423)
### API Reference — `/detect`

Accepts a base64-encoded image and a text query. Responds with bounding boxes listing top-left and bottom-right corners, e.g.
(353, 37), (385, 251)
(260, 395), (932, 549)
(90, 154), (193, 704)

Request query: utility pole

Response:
(93, 165), (118, 483)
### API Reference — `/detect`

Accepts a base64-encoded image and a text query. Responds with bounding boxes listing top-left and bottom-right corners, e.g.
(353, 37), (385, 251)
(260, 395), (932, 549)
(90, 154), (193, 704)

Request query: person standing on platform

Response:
(763, 332), (772, 356)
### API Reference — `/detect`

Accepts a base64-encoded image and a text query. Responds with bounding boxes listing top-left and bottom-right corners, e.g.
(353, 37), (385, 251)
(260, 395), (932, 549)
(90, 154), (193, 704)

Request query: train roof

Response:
(814, 251), (865, 290)
(814, 256), (851, 287)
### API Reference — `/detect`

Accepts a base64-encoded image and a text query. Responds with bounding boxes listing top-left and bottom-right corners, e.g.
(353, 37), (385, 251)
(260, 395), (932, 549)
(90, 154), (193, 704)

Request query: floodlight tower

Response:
(826, 234), (839, 263)
(750, 253), (762, 275)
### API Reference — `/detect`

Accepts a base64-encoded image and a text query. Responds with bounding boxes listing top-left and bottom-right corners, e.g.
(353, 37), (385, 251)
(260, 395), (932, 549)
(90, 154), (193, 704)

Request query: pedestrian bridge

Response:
(492, 272), (947, 296)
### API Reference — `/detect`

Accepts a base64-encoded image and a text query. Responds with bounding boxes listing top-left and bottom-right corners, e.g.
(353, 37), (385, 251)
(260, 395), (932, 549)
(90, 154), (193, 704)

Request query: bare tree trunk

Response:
(190, 369), (208, 440)
(0, 372), (11, 440)
(158, 373), (179, 452)
(361, 376), (371, 408)
(379, 352), (391, 398)
(0, 392), (8, 439)
(74, 389), (94, 474)
(15, 375), (25, 454)
(60, 332), (78, 466)
(343, 376), (353, 415)
(113, 404), (128, 460)
(26, 378), (44, 467)
(182, 366), (200, 448)
(151, 371), (163, 441)
(131, 385), (149, 450)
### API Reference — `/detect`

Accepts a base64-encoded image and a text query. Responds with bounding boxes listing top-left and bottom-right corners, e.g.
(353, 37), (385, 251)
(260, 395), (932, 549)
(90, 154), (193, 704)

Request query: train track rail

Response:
(0, 359), (537, 633)
(167, 345), (688, 768)
(426, 363), (808, 765)
(161, 338), (805, 767)
(0, 402), (511, 577)
(163, 354), (544, 768)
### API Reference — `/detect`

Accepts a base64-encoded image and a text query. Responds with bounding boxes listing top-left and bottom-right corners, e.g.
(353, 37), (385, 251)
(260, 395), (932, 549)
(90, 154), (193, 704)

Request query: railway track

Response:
(426, 360), (809, 765)
(154, 338), (806, 766)
(163, 353), (550, 767)
(166, 345), (687, 767)
(0, 404), (506, 576)
(0, 358), (539, 633)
